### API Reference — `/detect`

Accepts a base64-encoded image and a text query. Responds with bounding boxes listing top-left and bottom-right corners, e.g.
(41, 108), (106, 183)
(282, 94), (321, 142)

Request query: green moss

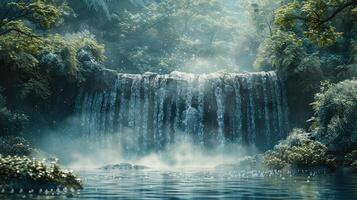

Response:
(263, 129), (336, 170)
(0, 156), (82, 190)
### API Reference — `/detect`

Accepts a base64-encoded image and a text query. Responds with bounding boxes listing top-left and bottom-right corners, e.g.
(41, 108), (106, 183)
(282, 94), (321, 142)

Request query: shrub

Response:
(0, 156), (82, 191)
(0, 136), (35, 157)
(336, 64), (357, 81)
(254, 30), (304, 74)
(254, 30), (324, 94)
(264, 129), (335, 170)
(311, 80), (357, 152)
(344, 150), (357, 171)
(0, 96), (28, 136)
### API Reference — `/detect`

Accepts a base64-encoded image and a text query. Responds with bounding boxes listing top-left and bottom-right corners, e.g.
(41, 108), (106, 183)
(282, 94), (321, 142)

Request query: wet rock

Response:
(77, 49), (104, 71)
(100, 163), (148, 170)
(215, 156), (261, 170)
(39, 52), (66, 75)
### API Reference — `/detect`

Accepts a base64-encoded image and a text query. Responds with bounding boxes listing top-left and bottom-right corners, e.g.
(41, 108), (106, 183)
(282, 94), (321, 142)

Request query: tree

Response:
(0, 0), (106, 135)
(311, 80), (357, 152)
(0, 0), (65, 103)
(275, 0), (357, 46)
(0, 0), (65, 36)
(247, 0), (281, 37)
(66, 0), (247, 73)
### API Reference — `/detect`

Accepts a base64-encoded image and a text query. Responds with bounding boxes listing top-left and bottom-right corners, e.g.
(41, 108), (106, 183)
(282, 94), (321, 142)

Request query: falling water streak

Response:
(152, 76), (160, 150)
(165, 91), (173, 145)
(92, 92), (104, 146)
(106, 79), (119, 147)
(157, 78), (167, 150)
(215, 85), (225, 145)
(234, 76), (242, 144)
(75, 71), (289, 153)
(129, 77), (142, 153)
(174, 84), (182, 135)
(141, 76), (150, 152)
(262, 74), (271, 147)
(99, 91), (108, 135)
(118, 78), (127, 142)
(106, 90), (115, 133)
(197, 75), (205, 145)
(184, 76), (194, 136)
(85, 93), (93, 141)
(246, 76), (256, 145)
(77, 90), (87, 132)
(83, 92), (91, 142)
(99, 91), (109, 140)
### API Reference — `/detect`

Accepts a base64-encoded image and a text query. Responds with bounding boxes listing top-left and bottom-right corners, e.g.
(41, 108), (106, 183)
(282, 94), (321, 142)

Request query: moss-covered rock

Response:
(263, 129), (336, 170)
(100, 163), (149, 170)
(0, 156), (82, 191)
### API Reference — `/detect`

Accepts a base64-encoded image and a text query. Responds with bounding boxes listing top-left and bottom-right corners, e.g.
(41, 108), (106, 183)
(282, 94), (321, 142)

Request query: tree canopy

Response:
(275, 0), (357, 46)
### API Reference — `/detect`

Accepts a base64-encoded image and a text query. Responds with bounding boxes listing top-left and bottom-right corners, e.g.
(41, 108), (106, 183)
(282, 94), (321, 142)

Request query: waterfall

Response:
(75, 71), (289, 152)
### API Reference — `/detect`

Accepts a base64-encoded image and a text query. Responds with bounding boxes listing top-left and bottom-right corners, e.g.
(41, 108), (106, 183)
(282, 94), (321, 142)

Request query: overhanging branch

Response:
(0, 28), (40, 38)
(320, 0), (357, 24)
(290, 0), (357, 25)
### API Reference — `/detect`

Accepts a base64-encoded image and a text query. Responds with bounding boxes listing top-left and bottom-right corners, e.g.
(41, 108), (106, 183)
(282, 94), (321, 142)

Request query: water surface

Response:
(1, 169), (356, 199)
(77, 169), (357, 199)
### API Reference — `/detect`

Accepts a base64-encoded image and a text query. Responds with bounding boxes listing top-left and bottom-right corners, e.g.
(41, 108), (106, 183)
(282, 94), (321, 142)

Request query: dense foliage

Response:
(311, 80), (357, 152)
(344, 150), (357, 171)
(252, 0), (357, 127)
(64, 0), (263, 73)
(275, 0), (357, 47)
(264, 129), (335, 170)
(0, 136), (35, 157)
(0, 156), (82, 190)
(0, 1), (102, 190)
(0, 92), (28, 136)
(0, 0), (106, 138)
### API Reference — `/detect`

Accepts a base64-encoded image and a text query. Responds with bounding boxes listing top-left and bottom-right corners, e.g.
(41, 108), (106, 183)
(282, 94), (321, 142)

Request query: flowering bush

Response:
(0, 156), (82, 191)
(263, 129), (335, 170)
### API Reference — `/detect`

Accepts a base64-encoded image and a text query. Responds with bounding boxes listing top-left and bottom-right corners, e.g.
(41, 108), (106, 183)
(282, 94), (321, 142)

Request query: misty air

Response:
(0, 0), (357, 199)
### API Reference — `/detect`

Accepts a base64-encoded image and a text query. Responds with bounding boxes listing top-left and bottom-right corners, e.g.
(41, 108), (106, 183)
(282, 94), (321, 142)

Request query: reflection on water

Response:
(78, 169), (357, 199)
(1, 169), (357, 199)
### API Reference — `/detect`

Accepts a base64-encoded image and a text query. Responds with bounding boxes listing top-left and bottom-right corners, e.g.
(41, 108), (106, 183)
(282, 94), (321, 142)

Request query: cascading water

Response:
(75, 71), (289, 153)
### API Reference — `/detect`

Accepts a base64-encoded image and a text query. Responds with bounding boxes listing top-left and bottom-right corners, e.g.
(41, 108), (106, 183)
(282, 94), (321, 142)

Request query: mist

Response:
(36, 123), (258, 170)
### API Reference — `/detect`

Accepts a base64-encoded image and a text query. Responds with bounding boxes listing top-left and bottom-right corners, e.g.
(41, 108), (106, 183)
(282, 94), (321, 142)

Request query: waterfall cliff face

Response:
(75, 71), (289, 153)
